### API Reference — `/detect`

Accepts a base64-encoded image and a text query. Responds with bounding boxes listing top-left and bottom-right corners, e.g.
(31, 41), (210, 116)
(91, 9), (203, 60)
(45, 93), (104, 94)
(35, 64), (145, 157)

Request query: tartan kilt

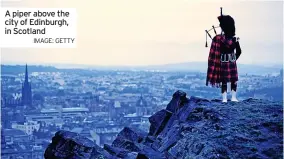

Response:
(220, 61), (238, 83)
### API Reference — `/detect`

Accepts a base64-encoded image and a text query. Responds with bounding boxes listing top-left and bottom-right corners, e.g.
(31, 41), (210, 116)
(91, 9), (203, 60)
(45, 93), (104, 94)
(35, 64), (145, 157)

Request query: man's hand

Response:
(233, 37), (240, 42)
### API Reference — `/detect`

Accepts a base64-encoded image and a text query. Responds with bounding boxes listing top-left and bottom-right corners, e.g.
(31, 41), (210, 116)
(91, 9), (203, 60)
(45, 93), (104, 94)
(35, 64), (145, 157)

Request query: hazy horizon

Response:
(1, 61), (282, 68)
(1, 0), (283, 66)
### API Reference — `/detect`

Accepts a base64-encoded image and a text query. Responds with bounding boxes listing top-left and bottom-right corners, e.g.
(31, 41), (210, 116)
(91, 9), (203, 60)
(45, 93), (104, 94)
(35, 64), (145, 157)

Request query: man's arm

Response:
(235, 40), (241, 60)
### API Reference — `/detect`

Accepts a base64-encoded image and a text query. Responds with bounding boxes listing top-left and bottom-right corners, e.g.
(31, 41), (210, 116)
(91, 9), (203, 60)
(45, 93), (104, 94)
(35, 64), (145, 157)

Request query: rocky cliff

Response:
(44, 91), (283, 159)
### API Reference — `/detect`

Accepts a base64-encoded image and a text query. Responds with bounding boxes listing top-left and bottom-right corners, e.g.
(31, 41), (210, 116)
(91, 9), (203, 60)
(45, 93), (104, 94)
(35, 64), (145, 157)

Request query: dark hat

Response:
(218, 15), (235, 26)
(218, 15), (235, 37)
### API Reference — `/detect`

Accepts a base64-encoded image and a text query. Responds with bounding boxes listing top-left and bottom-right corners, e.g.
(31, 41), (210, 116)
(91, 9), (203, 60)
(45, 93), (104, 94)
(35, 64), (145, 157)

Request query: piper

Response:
(205, 7), (242, 103)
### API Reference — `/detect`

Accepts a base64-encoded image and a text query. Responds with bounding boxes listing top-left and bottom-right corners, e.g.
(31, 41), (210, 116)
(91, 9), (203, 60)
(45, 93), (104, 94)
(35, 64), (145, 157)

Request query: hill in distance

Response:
(1, 62), (282, 75)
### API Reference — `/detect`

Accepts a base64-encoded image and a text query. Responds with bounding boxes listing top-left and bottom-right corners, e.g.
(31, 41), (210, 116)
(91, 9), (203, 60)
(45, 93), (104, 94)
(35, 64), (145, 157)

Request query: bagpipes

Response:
(205, 7), (223, 47)
(205, 7), (240, 47)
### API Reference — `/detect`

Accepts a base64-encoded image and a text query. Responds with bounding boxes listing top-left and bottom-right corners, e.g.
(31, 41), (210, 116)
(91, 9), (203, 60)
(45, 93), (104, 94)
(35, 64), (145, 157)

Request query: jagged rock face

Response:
(44, 131), (95, 159)
(45, 91), (283, 159)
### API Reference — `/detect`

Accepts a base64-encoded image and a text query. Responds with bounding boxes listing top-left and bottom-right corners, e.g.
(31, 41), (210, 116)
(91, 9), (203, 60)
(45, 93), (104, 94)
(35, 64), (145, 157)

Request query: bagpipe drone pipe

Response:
(205, 7), (240, 48)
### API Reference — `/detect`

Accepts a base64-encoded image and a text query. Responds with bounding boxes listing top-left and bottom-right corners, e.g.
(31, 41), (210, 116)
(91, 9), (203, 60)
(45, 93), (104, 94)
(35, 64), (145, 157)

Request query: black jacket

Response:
(235, 41), (242, 60)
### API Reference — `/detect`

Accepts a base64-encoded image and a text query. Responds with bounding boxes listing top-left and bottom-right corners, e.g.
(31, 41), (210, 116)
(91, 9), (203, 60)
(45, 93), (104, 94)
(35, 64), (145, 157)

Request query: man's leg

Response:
(231, 81), (238, 102)
(221, 82), (227, 103)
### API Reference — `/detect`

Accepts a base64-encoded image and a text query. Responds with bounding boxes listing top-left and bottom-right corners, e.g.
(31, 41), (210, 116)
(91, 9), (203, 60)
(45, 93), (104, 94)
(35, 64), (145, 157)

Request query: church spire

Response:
(22, 63), (32, 106)
(25, 64), (28, 82)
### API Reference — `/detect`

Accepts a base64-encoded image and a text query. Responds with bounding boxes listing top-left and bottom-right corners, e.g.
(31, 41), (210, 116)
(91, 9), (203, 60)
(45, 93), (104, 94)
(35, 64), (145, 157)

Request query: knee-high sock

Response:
(231, 82), (237, 91)
(221, 82), (227, 93)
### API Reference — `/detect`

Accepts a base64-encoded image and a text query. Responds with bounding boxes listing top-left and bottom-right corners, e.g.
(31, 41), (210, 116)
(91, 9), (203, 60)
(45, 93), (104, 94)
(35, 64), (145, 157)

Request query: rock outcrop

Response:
(45, 90), (283, 159)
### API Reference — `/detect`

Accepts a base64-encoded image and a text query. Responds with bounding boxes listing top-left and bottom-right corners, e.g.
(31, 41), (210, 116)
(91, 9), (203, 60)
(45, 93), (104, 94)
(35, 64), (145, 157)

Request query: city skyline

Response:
(1, 62), (283, 158)
(1, 0), (283, 66)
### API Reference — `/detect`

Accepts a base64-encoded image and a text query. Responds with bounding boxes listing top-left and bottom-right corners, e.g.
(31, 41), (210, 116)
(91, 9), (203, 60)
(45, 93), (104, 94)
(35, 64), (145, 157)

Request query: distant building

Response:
(88, 95), (100, 112)
(1, 142), (44, 159)
(22, 64), (33, 106)
(11, 121), (40, 135)
(2, 95), (22, 107)
(93, 132), (118, 147)
(1, 129), (6, 148)
(92, 124), (124, 146)
(2, 128), (31, 145)
(39, 107), (89, 117)
(136, 94), (151, 116)
(109, 100), (123, 121)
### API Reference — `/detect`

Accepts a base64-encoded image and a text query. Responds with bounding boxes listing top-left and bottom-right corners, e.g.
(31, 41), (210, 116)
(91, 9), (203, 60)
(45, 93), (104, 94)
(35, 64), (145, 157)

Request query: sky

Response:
(1, 0), (283, 66)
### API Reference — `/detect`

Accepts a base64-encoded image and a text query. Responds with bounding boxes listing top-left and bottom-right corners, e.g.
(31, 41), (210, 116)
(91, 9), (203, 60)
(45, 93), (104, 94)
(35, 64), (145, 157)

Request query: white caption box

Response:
(0, 8), (77, 48)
